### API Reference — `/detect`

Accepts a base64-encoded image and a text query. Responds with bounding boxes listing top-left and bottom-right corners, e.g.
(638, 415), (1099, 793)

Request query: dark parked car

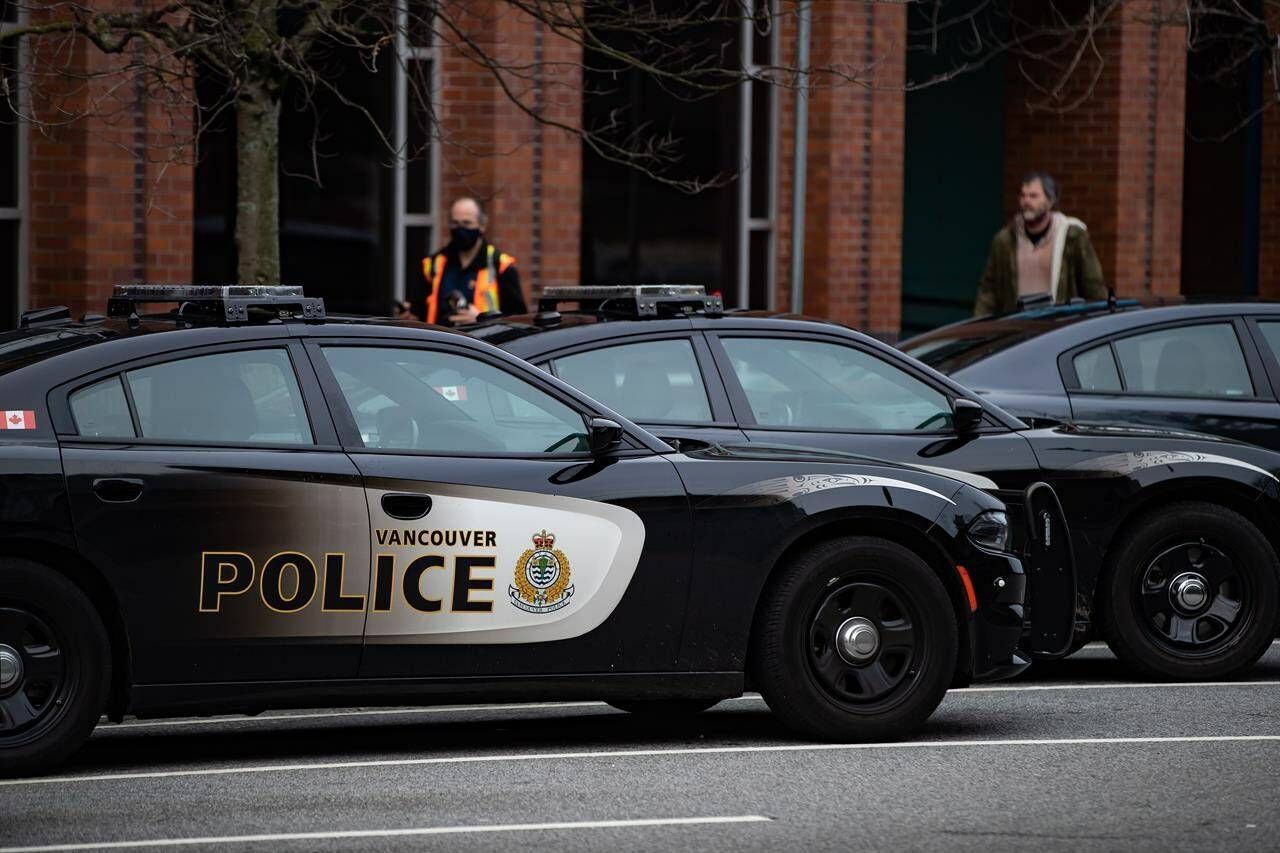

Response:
(468, 287), (1280, 684)
(1, 285), (1030, 774)
(901, 299), (1280, 450)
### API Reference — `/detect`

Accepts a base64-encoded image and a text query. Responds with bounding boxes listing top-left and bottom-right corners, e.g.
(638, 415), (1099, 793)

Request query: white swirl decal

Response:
(725, 473), (956, 505)
(1064, 450), (1278, 482)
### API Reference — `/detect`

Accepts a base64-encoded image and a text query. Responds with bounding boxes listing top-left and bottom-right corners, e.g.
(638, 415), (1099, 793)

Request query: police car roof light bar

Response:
(538, 285), (723, 318)
(107, 285), (326, 324)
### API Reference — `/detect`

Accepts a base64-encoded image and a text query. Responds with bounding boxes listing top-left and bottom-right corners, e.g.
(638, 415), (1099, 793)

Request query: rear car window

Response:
(1111, 323), (1252, 398)
(69, 376), (136, 438)
(1071, 344), (1122, 392)
(552, 339), (713, 422)
(123, 349), (313, 444)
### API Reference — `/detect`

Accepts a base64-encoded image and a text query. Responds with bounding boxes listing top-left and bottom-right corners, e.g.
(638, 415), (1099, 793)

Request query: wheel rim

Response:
(1133, 540), (1251, 657)
(806, 579), (924, 710)
(0, 606), (72, 744)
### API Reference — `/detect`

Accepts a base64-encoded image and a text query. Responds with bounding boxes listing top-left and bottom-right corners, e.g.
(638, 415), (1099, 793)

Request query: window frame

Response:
(1058, 317), (1273, 402)
(540, 332), (735, 428)
(50, 340), (336, 450)
(704, 330), (988, 436)
(1, 7), (28, 328)
(304, 337), (648, 459)
(1241, 315), (1280, 401)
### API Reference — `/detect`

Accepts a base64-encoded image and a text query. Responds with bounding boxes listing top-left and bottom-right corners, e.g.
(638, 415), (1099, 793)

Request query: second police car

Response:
(0, 286), (1040, 775)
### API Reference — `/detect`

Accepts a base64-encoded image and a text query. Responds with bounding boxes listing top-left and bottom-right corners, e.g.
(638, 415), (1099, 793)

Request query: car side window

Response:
(1111, 323), (1253, 398)
(1252, 322), (1280, 366)
(552, 339), (713, 423)
(1071, 344), (1122, 392)
(322, 346), (589, 454)
(69, 376), (136, 438)
(721, 337), (953, 431)
(123, 349), (313, 444)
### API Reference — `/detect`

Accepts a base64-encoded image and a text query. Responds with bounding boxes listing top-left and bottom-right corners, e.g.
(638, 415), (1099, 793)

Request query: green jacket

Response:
(974, 217), (1107, 316)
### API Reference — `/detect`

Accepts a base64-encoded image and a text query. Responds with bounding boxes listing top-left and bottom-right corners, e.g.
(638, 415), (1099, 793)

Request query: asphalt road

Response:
(2, 642), (1279, 853)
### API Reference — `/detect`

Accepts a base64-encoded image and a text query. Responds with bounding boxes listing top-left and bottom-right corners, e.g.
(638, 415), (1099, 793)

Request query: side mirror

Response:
(952, 398), (984, 434)
(588, 417), (624, 454)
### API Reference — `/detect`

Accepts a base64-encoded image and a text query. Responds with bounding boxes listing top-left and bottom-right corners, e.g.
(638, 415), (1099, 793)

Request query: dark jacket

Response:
(975, 215), (1107, 316)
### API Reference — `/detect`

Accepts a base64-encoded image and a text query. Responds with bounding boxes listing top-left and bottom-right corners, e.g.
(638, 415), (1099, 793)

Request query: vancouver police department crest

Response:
(509, 529), (574, 613)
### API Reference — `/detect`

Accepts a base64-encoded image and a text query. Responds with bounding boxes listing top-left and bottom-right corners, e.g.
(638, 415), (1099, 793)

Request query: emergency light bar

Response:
(107, 285), (326, 324)
(538, 285), (723, 318)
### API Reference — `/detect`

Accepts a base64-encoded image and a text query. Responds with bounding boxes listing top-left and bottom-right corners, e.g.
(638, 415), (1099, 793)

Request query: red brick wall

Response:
(1002, 0), (1185, 298)
(774, 2), (906, 338)
(24, 1), (193, 317)
(436, 0), (581, 301)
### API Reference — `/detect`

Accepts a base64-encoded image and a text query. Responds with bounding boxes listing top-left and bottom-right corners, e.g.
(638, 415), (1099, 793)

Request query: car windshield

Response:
(901, 328), (1044, 374)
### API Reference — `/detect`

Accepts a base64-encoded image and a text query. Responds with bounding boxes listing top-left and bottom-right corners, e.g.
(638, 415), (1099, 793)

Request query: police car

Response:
(468, 285), (1280, 682)
(0, 285), (1040, 774)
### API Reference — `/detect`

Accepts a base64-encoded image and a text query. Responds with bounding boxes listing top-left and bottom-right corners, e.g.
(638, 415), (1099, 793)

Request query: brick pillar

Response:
(25, 4), (193, 317)
(1259, 15), (1280, 298)
(1003, 1), (1185, 298)
(437, 1), (581, 300)
(774, 3), (906, 339)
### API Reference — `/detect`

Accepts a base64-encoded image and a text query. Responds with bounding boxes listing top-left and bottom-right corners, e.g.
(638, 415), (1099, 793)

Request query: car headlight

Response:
(968, 510), (1010, 552)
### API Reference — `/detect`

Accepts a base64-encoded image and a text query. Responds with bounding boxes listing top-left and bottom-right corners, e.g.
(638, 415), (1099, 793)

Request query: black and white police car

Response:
(0, 286), (1043, 774)
(467, 286), (1280, 682)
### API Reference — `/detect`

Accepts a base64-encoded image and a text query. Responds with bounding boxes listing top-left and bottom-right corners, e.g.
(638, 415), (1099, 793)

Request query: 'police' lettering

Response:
(372, 554), (396, 612)
(322, 553), (365, 612)
(199, 552), (254, 612)
(452, 555), (495, 612)
(402, 554), (445, 612)
(261, 552), (318, 612)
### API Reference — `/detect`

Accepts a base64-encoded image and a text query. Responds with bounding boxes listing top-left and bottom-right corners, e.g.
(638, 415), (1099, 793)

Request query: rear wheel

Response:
(750, 536), (957, 741)
(0, 560), (110, 776)
(1102, 502), (1279, 679)
(607, 699), (720, 716)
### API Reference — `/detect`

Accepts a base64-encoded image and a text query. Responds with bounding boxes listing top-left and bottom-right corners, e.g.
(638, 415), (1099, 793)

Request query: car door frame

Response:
(1057, 314), (1276, 408)
(1240, 314), (1280, 401)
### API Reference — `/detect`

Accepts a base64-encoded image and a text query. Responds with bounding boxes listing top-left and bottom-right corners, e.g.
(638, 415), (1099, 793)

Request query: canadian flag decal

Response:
(2, 410), (35, 430)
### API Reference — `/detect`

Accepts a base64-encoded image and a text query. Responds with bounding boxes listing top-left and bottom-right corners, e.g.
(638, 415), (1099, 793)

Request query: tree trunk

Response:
(235, 86), (282, 284)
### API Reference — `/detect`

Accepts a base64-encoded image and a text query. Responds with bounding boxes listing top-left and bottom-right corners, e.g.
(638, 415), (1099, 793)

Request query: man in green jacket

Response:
(974, 172), (1108, 316)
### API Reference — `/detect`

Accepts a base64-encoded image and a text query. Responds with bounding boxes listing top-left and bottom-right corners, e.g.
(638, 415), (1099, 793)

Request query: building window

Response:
(1, 4), (26, 330)
(394, 4), (439, 307)
(737, 0), (778, 309)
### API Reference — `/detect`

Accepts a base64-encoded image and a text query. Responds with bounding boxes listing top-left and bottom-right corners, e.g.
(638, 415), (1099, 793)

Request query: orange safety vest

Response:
(422, 243), (516, 324)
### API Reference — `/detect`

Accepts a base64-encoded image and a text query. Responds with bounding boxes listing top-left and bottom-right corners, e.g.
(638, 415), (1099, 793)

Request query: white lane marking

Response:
(6, 735), (1279, 788)
(957, 680), (1280, 694)
(0, 816), (774, 853)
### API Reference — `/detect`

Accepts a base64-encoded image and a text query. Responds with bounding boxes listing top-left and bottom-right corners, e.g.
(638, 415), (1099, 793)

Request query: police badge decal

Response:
(509, 530), (574, 613)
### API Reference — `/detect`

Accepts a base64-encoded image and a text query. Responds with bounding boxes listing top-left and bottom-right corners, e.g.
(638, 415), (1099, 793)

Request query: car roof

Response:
(901, 299), (1280, 384)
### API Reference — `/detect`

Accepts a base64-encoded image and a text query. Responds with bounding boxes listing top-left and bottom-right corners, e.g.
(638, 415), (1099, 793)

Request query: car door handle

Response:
(91, 478), (145, 503)
(381, 493), (432, 520)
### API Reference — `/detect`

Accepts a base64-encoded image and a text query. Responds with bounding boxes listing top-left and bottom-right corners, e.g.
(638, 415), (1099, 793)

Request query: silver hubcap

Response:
(835, 617), (880, 664)
(0, 645), (21, 692)
(1170, 572), (1210, 614)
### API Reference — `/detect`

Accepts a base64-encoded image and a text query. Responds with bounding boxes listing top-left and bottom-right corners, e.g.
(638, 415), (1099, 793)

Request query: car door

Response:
(1061, 318), (1280, 448)
(536, 333), (748, 450)
(303, 337), (693, 679)
(54, 338), (371, 684)
(703, 330), (1043, 501)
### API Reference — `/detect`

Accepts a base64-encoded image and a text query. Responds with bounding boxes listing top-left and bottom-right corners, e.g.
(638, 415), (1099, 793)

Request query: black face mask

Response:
(450, 226), (482, 251)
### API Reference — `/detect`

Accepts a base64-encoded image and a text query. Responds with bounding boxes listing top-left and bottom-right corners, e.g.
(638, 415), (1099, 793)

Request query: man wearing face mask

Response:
(417, 196), (525, 325)
(973, 171), (1107, 316)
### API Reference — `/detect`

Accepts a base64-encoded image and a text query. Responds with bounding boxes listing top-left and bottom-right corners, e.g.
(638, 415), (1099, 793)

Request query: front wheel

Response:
(1101, 502), (1279, 680)
(749, 536), (957, 741)
(0, 560), (111, 777)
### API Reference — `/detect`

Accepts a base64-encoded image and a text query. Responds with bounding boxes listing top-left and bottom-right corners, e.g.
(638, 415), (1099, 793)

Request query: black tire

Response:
(0, 559), (111, 776)
(749, 536), (957, 741)
(1101, 502), (1280, 680)
(607, 699), (720, 716)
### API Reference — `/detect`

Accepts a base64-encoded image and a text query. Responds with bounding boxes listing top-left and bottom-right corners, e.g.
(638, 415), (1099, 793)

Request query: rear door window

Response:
(69, 376), (136, 438)
(1111, 323), (1253, 398)
(552, 339), (713, 423)
(1071, 344), (1122, 392)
